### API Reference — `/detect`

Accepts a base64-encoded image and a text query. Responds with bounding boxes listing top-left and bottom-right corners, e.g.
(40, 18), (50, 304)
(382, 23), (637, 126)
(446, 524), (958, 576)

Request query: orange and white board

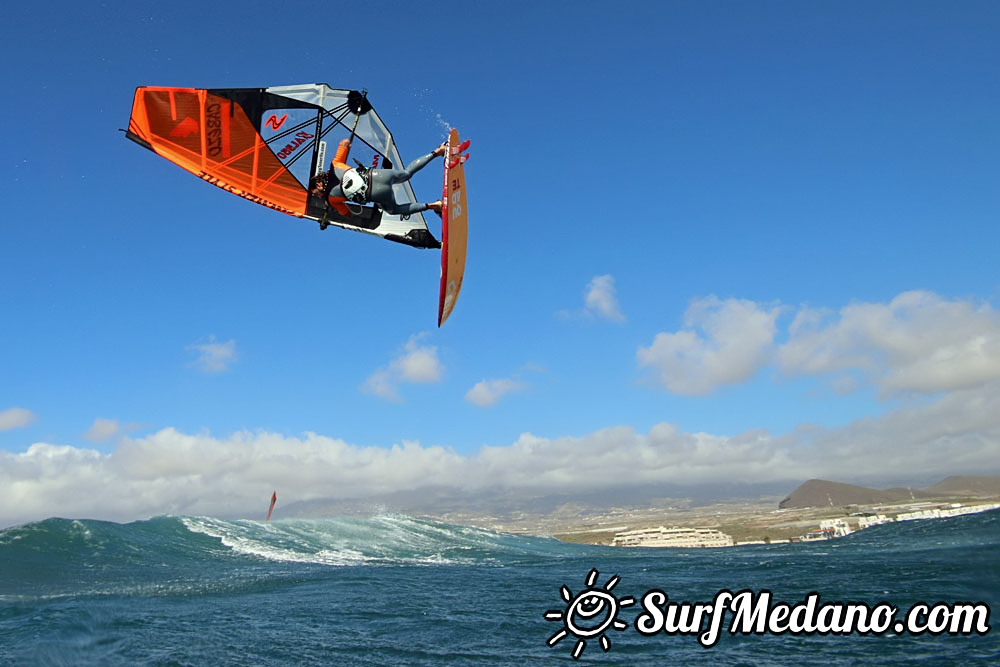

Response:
(437, 128), (469, 327)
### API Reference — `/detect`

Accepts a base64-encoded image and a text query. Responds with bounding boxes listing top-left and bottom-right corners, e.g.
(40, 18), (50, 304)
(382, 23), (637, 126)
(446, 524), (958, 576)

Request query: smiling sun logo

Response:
(544, 569), (635, 659)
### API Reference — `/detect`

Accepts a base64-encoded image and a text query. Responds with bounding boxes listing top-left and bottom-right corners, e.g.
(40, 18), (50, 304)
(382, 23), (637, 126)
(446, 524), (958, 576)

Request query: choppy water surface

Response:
(1, 511), (997, 664)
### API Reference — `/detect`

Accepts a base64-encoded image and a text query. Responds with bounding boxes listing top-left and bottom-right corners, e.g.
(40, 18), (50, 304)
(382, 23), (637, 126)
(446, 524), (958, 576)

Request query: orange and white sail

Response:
(126, 84), (440, 249)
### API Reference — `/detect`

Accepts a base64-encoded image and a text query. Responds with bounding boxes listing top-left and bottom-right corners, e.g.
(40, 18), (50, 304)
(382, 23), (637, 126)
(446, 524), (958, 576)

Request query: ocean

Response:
(1, 510), (997, 665)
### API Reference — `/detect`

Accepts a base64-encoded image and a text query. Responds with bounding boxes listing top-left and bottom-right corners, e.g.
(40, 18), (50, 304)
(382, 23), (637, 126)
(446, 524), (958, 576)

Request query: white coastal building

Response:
(857, 514), (892, 529)
(793, 518), (853, 542)
(896, 502), (1000, 522)
(612, 526), (734, 548)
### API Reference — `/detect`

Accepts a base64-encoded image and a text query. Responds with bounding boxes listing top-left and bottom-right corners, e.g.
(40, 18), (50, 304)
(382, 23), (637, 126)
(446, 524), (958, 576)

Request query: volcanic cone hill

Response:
(927, 476), (1000, 497)
(778, 479), (936, 509)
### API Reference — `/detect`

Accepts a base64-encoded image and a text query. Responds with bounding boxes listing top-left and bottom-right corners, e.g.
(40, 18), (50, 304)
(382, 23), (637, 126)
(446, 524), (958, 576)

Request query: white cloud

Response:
(361, 368), (399, 402)
(584, 274), (625, 322)
(362, 334), (443, 401)
(465, 378), (527, 407)
(778, 291), (1000, 395)
(556, 274), (626, 322)
(84, 418), (139, 443)
(396, 338), (443, 383)
(3, 382), (999, 527)
(637, 296), (780, 395)
(186, 336), (238, 373)
(638, 291), (1000, 397)
(0, 408), (35, 431)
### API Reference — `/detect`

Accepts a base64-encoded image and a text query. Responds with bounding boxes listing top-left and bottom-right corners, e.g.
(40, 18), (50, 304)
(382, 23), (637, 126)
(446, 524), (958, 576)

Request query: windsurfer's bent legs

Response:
(381, 201), (432, 216)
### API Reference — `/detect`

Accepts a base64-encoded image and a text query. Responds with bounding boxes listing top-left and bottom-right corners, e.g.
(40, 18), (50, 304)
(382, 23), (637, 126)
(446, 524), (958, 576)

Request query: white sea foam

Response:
(179, 515), (512, 567)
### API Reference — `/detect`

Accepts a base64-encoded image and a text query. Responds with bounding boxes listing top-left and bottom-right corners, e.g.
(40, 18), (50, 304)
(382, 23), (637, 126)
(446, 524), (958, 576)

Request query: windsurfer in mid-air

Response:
(309, 138), (447, 217)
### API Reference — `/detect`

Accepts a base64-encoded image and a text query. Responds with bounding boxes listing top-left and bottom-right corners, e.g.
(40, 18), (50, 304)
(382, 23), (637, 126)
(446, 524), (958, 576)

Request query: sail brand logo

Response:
(449, 183), (463, 220)
(205, 103), (223, 157)
(275, 131), (314, 160)
(198, 172), (298, 216)
(265, 113), (288, 130)
(169, 107), (224, 155)
(544, 570), (992, 659)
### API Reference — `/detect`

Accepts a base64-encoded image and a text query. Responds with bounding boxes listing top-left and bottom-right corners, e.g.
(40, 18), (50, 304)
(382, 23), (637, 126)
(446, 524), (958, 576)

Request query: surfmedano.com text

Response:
(634, 589), (991, 647)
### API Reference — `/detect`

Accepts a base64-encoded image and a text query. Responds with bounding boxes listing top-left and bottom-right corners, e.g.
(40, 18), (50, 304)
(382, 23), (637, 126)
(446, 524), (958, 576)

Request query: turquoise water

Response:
(1, 510), (997, 665)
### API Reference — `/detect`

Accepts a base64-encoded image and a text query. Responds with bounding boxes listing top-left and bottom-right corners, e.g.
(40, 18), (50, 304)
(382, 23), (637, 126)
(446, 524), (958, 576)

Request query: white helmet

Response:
(340, 168), (368, 203)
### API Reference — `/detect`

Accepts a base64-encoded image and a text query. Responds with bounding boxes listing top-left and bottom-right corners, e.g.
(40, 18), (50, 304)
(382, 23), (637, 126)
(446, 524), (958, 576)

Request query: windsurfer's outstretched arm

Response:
(395, 142), (446, 180)
(366, 142), (447, 214)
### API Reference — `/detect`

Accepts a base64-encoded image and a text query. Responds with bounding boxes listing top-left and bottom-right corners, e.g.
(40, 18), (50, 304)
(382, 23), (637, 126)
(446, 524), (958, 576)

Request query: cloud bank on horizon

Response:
(2, 379), (998, 528)
(3, 288), (1000, 528)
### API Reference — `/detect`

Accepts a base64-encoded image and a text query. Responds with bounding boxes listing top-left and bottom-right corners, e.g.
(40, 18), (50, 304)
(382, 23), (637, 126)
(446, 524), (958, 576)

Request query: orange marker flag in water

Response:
(266, 491), (277, 521)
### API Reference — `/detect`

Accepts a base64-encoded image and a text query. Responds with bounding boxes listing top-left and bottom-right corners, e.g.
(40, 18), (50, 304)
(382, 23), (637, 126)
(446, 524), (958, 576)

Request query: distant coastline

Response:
(548, 476), (1000, 547)
(606, 501), (1000, 549)
(273, 475), (1000, 548)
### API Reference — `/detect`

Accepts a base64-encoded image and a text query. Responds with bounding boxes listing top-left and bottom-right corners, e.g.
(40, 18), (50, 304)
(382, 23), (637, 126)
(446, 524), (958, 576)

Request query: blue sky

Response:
(2, 1), (999, 526)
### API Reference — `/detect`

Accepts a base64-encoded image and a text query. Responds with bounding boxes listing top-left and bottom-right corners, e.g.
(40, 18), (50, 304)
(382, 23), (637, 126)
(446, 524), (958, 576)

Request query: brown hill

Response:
(778, 479), (935, 509)
(927, 476), (1000, 497)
